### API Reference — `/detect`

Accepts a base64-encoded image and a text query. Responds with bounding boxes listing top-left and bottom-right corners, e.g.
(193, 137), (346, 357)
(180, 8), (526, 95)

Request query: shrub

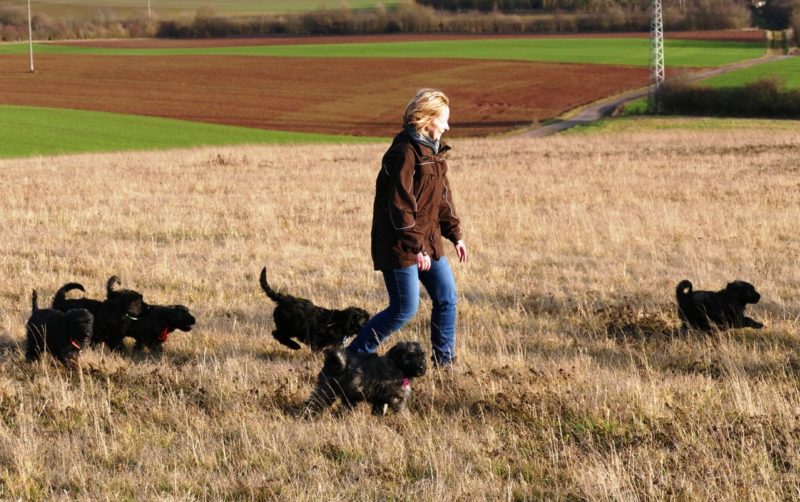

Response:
(656, 78), (800, 118)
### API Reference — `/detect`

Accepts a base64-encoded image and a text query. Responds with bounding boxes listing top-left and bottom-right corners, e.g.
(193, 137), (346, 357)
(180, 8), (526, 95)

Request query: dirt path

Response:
(518, 54), (793, 138)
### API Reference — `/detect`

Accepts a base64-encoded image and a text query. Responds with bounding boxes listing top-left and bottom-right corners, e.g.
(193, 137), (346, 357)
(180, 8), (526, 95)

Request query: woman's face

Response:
(424, 106), (450, 141)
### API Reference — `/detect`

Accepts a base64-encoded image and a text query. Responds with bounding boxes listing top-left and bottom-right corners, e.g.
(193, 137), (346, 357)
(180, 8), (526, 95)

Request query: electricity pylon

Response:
(649, 0), (664, 111)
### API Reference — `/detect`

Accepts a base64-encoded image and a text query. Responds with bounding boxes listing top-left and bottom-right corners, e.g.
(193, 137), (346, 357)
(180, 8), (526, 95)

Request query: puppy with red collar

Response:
(130, 304), (196, 354)
(26, 290), (93, 366)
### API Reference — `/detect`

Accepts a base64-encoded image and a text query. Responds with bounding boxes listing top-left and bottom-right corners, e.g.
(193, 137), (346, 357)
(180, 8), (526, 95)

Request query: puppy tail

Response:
(31, 289), (39, 312)
(259, 267), (284, 303)
(106, 276), (121, 296)
(676, 280), (693, 299)
(53, 282), (86, 306)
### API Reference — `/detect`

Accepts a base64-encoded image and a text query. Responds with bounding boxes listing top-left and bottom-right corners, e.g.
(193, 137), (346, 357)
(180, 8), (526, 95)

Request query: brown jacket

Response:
(370, 130), (463, 270)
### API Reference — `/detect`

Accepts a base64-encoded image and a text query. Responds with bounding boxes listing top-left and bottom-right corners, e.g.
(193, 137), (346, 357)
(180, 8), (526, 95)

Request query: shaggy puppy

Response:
(304, 341), (427, 416)
(259, 266), (369, 351)
(131, 304), (196, 353)
(51, 282), (102, 315)
(676, 279), (764, 331)
(26, 290), (93, 365)
(91, 276), (146, 352)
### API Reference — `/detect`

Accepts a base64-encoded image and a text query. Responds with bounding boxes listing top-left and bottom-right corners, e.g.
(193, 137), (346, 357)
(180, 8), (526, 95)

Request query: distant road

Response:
(518, 54), (793, 138)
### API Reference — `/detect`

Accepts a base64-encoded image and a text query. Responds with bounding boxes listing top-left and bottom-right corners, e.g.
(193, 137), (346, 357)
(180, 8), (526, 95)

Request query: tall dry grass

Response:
(1, 123), (799, 499)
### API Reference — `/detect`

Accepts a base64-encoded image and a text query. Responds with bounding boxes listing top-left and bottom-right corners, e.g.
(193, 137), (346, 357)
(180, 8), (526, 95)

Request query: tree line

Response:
(0, 0), (792, 42)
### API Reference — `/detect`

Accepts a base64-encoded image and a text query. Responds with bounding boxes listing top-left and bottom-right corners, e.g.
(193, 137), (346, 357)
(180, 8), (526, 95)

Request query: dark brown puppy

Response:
(259, 266), (369, 351)
(26, 290), (93, 366)
(91, 276), (145, 352)
(676, 279), (764, 331)
(130, 304), (196, 353)
(304, 341), (427, 416)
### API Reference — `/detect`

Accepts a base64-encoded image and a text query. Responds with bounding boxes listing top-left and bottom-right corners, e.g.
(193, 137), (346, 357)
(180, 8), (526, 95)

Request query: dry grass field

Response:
(1, 121), (799, 499)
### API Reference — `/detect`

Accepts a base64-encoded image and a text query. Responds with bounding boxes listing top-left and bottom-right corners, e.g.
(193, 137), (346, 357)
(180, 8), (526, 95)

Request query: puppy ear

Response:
(322, 348), (347, 376)
(726, 281), (745, 303)
(386, 342), (409, 365)
(345, 309), (368, 330)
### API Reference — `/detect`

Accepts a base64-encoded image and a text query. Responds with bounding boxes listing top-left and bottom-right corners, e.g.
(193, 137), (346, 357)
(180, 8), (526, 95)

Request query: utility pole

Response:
(27, 0), (34, 72)
(649, 0), (665, 111)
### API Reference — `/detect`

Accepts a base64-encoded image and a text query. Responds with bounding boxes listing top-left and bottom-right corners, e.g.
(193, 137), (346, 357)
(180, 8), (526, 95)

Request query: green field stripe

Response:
(568, 115), (800, 133)
(0, 105), (379, 158)
(0, 38), (765, 67)
(700, 56), (800, 88)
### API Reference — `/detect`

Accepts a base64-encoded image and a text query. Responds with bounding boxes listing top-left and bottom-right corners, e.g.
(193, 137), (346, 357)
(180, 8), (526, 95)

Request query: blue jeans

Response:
(347, 257), (457, 364)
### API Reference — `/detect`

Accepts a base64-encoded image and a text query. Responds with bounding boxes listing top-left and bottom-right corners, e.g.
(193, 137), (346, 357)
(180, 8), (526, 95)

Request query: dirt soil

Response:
(51, 30), (766, 49)
(0, 55), (648, 136)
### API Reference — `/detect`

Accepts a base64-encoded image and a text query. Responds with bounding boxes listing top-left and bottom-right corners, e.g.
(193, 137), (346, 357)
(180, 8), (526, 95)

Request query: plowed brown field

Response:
(0, 55), (648, 136)
(53, 30), (765, 49)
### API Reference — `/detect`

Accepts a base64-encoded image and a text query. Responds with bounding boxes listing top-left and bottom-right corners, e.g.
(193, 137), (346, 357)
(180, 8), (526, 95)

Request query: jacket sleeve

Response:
(439, 172), (462, 244)
(387, 146), (426, 254)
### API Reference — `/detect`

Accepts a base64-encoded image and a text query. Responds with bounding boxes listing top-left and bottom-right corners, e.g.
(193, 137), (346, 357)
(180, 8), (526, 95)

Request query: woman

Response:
(347, 89), (467, 367)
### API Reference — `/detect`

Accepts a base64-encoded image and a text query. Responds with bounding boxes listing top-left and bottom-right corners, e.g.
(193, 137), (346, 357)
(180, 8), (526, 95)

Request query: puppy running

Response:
(676, 279), (764, 331)
(259, 266), (369, 351)
(131, 304), (196, 353)
(92, 276), (145, 351)
(26, 290), (93, 365)
(304, 341), (427, 416)
(51, 276), (145, 351)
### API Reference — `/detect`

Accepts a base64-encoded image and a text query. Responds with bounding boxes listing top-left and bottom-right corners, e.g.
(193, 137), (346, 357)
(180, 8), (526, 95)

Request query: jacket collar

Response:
(398, 129), (451, 158)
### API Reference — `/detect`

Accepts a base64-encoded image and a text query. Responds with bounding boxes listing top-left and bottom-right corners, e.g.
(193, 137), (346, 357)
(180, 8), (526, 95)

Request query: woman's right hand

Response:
(416, 252), (431, 271)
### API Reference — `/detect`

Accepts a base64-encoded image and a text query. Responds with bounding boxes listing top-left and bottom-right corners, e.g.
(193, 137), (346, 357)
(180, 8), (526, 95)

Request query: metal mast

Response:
(649, 0), (664, 109)
(27, 0), (34, 72)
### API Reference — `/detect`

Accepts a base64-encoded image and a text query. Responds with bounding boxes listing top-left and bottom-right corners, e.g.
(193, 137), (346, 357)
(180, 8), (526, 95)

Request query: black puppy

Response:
(26, 290), (93, 365)
(259, 266), (369, 351)
(91, 276), (146, 352)
(131, 304), (196, 353)
(51, 281), (102, 315)
(305, 341), (428, 416)
(676, 279), (764, 331)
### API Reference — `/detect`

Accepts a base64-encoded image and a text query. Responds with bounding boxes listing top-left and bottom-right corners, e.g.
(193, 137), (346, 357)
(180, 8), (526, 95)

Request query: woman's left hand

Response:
(455, 240), (468, 263)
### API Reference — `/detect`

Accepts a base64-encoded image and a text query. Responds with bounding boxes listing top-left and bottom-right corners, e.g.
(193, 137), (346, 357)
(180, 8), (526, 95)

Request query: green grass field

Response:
(0, 38), (766, 68)
(700, 56), (800, 88)
(568, 115), (800, 133)
(0, 105), (378, 158)
(0, 0), (397, 17)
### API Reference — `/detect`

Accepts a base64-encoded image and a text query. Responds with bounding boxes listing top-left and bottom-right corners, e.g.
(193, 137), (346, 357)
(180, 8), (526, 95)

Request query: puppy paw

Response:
(371, 403), (389, 416)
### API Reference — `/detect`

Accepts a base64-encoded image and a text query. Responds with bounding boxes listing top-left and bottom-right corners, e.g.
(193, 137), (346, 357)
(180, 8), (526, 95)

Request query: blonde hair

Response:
(403, 88), (449, 132)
